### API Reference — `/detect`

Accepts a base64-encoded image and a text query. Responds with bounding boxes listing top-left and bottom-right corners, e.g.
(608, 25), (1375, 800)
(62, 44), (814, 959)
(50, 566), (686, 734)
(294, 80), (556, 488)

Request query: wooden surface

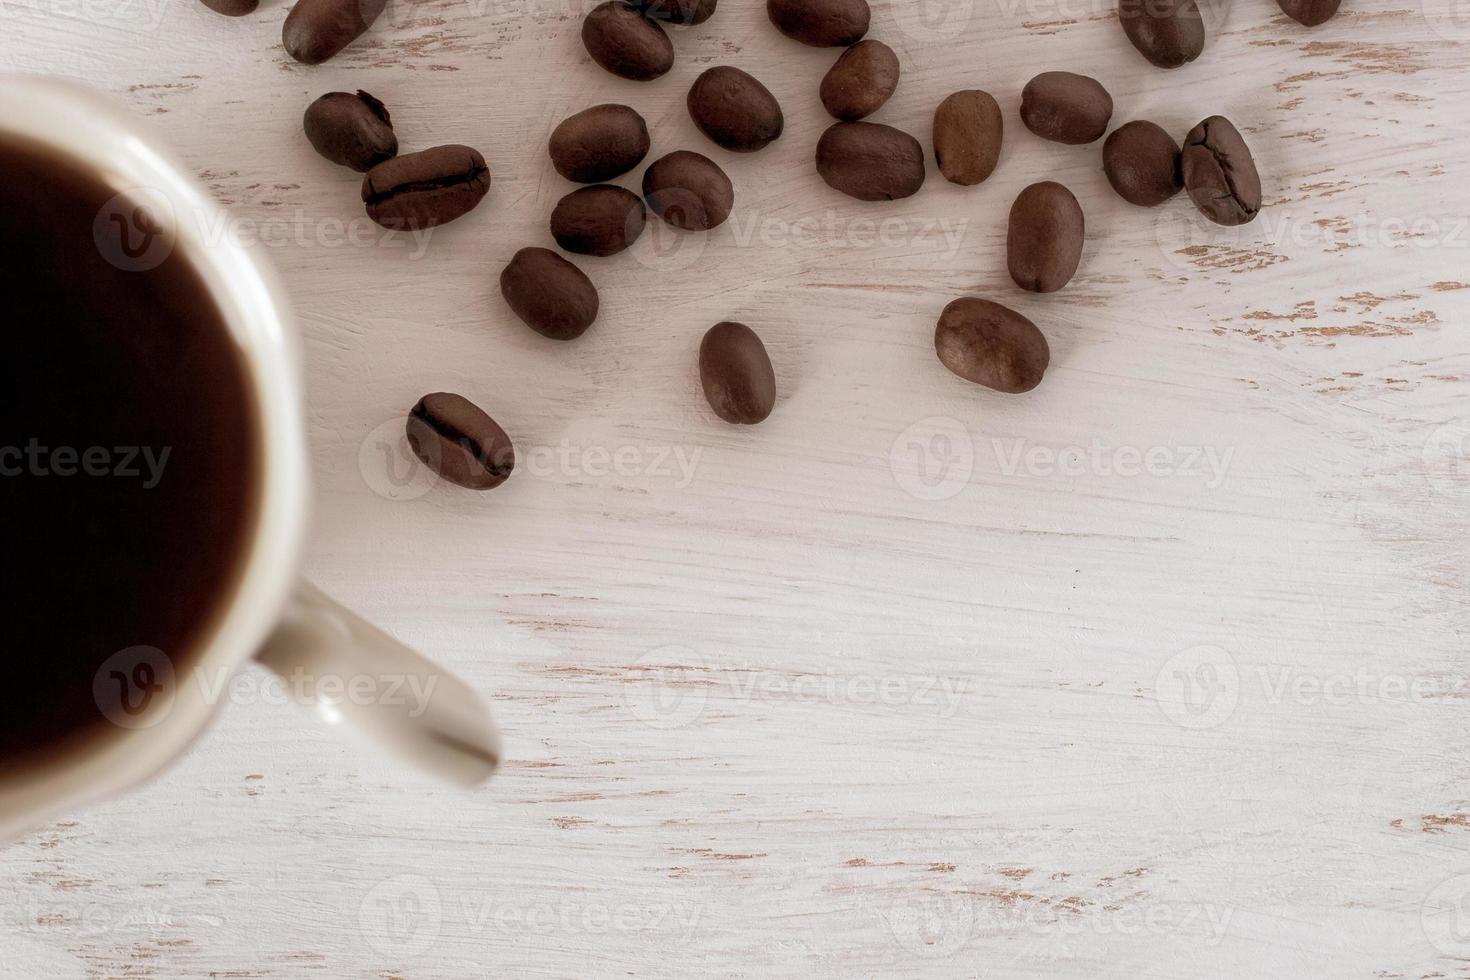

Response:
(5, 1), (1470, 976)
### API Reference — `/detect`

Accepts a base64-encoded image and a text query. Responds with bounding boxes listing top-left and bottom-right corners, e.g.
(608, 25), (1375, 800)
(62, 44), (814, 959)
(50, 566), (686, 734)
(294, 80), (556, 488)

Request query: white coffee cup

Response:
(0, 75), (500, 843)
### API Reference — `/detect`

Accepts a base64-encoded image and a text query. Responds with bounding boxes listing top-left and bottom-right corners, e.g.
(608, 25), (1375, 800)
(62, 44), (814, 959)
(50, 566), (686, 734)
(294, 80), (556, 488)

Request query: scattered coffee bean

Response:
(1181, 115), (1261, 226)
(407, 392), (515, 491)
(282, 0), (386, 64)
(1007, 181), (1084, 294)
(582, 1), (674, 81)
(1118, 0), (1204, 70)
(816, 122), (925, 202)
(643, 151), (734, 232)
(767, 0), (868, 47)
(819, 39), (899, 122)
(1276, 0), (1339, 26)
(1020, 72), (1113, 145)
(932, 90), (1003, 186)
(549, 104), (650, 184)
(199, 0), (257, 15)
(303, 91), (397, 173)
(1102, 120), (1181, 207)
(500, 247), (599, 341)
(362, 145), (490, 231)
(935, 298), (1049, 394)
(550, 185), (647, 256)
(699, 321), (776, 424)
(631, 0), (716, 24)
(687, 66), (785, 153)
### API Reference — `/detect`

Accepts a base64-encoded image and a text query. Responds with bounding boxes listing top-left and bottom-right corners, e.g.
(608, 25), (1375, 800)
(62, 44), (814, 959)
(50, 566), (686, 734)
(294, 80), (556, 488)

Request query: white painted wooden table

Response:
(6, 0), (1470, 975)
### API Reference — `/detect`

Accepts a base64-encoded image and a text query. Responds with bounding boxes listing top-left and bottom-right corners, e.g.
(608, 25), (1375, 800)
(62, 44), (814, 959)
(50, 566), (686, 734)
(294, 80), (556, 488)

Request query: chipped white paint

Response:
(4, 1), (1470, 976)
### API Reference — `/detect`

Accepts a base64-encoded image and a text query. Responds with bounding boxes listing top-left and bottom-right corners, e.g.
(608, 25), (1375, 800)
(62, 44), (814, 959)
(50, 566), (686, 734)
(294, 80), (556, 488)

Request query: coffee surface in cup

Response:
(1, 137), (261, 766)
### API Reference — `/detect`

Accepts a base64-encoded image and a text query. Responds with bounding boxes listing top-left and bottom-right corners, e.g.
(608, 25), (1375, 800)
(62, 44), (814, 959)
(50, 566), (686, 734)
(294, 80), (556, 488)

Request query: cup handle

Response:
(254, 580), (500, 787)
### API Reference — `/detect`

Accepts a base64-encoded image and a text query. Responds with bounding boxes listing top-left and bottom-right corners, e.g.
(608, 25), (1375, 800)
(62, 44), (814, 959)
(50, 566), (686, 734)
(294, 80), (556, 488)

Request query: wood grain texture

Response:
(5, 0), (1470, 976)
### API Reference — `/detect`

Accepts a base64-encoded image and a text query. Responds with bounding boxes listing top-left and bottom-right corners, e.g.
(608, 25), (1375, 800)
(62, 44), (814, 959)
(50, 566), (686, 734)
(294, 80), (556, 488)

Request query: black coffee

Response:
(1, 137), (261, 767)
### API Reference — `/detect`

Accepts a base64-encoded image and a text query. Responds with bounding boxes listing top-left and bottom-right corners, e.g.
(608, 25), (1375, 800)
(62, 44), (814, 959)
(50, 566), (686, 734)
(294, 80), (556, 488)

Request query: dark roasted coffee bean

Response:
(1102, 120), (1181, 207)
(819, 39), (899, 121)
(407, 392), (515, 490)
(933, 90), (1003, 186)
(1020, 72), (1112, 145)
(283, 0), (386, 64)
(687, 67), (785, 153)
(362, 145), (490, 231)
(934, 298), (1049, 394)
(500, 247), (599, 341)
(550, 185), (647, 256)
(1181, 115), (1262, 226)
(631, 0), (716, 24)
(1118, 0), (1204, 69)
(549, 104), (650, 184)
(767, 0), (868, 46)
(1277, 0), (1339, 26)
(815, 122), (925, 202)
(582, 1), (674, 81)
(199, 0), (258, 15)
(642, 151), (733, 231)
(304, 90), (397, 173)
(699, 321), (776, 424)
(1007, 181), (1084, 294)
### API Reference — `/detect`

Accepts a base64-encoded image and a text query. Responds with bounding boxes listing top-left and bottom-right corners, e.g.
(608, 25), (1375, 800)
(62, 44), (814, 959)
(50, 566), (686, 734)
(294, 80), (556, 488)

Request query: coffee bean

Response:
(303, 90), (397, 173)
(199, 0), (257, 15)
(1118, 0), (1204, 70)
(362, 145), (490, 231)
(1102, 120), (1181, 207)
(767, 0), (868, 47)
(549, 104), (650, 184)
(643, 151), (734, 232)
(932, 90), (1003, 186)
(1277, 0), (1339, 26)
(282, 0), (386, 64)
(1007, 181), (1084, 294)
(550, 185), (647, 256)
(700, 322), (776, 424)
(582, 1), (674, 81)
(500, 247), (599, 341)
(815, 122), (925, 202)
(934, 298), (1049, 394)
(1020, 72), (1112, 145)
(1181, 115), (1262, 227)
(687, 66), (785, 153)
(631, 0), (716, 25)
(819, 39), (899, 122)
(407, 392), (515, 491)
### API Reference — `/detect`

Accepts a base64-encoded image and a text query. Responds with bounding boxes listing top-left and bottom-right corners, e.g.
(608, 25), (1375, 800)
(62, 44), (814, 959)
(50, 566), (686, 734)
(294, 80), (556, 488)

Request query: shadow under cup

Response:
(1, 134), (263, 771)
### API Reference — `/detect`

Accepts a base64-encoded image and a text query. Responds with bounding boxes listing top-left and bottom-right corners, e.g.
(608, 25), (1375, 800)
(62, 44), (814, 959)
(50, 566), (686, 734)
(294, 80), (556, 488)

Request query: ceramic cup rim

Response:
(0, 75), (309, 839)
